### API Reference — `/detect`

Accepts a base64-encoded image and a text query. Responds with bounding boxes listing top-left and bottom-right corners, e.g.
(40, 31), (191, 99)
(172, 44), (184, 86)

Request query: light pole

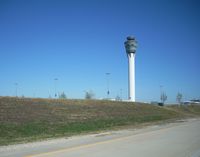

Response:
(54, 78), (58, 98)
(160, 85), (163, 97)
(14, 83), (18, 97)
(124, 36), (137, 102)
(160, 85), (167, 104)
(105, 73), (110, 99)
(120, 88), (123, 101)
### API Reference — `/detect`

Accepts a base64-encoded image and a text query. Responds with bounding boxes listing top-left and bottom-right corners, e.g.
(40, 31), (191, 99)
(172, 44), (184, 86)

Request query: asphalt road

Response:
(1, 118), (200, 157)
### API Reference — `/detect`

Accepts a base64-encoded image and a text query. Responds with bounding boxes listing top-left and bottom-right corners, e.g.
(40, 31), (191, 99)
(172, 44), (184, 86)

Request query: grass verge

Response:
(0, 97), (200, 146)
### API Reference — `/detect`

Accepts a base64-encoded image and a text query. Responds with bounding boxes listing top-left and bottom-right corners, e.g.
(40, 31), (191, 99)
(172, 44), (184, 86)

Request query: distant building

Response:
(190, 99), (200, 104)
(181, 99), (200, 105)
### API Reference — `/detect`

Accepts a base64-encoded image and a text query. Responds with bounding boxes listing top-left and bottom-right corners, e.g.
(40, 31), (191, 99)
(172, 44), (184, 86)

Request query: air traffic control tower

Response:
(124, 36), (137, 102)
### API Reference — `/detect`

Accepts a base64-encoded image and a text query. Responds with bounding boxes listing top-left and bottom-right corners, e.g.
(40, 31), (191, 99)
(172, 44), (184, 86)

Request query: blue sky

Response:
(0, 0), (200, 103)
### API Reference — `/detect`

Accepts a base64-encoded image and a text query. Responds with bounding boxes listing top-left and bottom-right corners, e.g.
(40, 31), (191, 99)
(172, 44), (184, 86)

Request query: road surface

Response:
(1, 118), (200, 157)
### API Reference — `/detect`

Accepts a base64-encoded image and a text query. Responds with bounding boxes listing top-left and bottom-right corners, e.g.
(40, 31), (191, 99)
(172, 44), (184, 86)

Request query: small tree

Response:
(115, 95), (121, 101)
(160, 92), (167, 104)
(59, 92), (67, 99)
(85, 90), (95, 100)
(176, 92), (182, 105)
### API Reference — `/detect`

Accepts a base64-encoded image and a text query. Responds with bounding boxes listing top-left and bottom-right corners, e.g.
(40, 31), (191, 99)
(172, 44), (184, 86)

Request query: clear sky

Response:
(0, 0), (200, 103)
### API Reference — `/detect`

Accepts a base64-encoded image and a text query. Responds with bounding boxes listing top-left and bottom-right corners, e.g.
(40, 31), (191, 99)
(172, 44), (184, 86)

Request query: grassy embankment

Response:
(0, 96), (200, 146)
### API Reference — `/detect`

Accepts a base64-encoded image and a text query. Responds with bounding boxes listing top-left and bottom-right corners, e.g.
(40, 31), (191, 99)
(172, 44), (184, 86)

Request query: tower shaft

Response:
(128, 53), (135, 101)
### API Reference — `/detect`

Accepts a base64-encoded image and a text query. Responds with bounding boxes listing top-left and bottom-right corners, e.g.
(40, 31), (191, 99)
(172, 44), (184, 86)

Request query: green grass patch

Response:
(0, 97), (200, 146)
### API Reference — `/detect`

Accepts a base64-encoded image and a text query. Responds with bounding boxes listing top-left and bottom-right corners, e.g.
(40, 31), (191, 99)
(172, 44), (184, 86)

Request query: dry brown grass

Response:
(0, 96), (200, 145)
(0, 97), (178, 124)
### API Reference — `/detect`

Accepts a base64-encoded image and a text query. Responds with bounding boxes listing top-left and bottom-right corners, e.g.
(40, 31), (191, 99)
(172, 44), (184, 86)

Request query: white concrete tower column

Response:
(128, 53), (135, 101)
(124, 36), (137, 102)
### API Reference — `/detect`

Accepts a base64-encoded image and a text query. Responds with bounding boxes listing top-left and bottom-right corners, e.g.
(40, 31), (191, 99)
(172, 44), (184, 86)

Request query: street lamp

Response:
(14, 83), (18, 97)
(160, 85), (163, 97)
(54, 78), (58, 98)
(105, 73), (110, 99)
(120, 88), (123, 101)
